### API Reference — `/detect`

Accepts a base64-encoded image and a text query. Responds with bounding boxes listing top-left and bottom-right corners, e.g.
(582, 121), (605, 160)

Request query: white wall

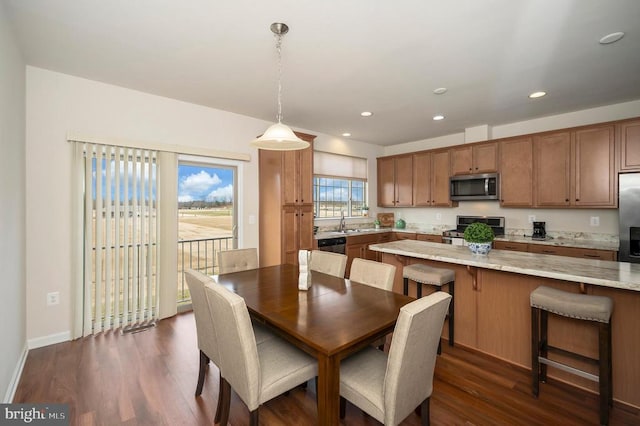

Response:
(381, 100), (640, 235)
(24, 67), (380, 343)
(0, 2), (27, 401)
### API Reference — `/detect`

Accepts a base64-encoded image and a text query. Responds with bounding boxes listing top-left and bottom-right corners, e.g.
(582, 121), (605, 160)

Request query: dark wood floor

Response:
(14, 312), (639, 425)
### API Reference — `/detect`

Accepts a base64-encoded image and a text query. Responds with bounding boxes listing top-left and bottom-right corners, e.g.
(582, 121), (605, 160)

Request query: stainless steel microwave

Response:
(450, 173), (499, 201)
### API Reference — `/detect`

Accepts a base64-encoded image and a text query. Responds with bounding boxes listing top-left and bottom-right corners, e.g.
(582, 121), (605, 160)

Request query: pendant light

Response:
(251, 23), (309, 150)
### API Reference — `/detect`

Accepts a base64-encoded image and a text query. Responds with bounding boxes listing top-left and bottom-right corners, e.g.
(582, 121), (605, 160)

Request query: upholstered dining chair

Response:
(339, 292), (452, 426)
(349, 258), (396, 291)
(349, 258), (397, 349)
(216, 248), (273, 344)
(184, 269), (225, 423)
(204, 282), (318, 426)
(217, 248), (258, 274)
(310, 250), (348, 278)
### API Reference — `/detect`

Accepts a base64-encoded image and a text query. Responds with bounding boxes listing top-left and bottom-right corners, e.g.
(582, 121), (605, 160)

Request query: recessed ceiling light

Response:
(599, 32), (625, 45)
(433, 87), (447, 95)
(529, 91), (547, 99)
(360, 111), (373, 117)
(342, 132), (351, 137)
(433, 114), (445, 121)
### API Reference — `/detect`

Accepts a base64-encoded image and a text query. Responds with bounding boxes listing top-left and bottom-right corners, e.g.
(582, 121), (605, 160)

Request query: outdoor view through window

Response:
(177, 163), (236, 303)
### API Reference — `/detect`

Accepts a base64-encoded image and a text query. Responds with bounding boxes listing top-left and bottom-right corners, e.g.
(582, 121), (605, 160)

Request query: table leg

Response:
(317, 353), (340, 426)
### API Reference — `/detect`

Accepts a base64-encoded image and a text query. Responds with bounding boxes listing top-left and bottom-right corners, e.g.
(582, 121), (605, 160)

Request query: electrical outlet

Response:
(47, 291), (60, 306)
(528, 215), (536, 223)
(435, 213), (442, 221)
(590, 216), (600, 227)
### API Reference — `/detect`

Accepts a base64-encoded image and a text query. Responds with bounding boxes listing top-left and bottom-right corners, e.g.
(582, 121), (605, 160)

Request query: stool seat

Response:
(530, 286), (612, 323)
(402, 264), (455, 286)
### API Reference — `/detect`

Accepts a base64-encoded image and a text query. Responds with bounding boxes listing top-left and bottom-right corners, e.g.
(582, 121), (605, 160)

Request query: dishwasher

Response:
(317, 236), (346, 254)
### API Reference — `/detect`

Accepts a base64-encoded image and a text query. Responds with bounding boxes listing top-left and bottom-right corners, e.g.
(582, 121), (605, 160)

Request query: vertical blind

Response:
(75, 142), (161, 336)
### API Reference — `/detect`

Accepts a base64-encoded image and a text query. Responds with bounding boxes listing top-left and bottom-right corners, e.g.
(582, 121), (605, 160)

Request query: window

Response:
(313, 152), (368, 218)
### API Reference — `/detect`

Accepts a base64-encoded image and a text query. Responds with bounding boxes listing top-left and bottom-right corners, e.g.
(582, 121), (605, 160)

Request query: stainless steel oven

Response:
(443, 215), (505, 244)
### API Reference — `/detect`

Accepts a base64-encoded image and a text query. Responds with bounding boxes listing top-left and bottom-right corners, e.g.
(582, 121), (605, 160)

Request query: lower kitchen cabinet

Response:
(345, 233), (382, 277)
(416, 234), (443, 243)
(493, 241), (529, 252)
(495, 240), (617, 260)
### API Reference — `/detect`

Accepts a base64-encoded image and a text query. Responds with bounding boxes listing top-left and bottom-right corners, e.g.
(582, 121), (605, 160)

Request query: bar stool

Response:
(402, 263), (455, 352)
(530, 286), (613, 426)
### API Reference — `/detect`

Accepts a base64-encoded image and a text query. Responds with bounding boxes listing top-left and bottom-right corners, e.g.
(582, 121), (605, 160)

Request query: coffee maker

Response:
(532, 221), (546, 240)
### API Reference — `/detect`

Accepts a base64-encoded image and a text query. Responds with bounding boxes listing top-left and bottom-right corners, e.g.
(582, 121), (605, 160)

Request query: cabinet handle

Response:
(468, 168), (472, 171)
(576, 199), (579, 201)
(565, 199), (569, 202)
(542, 250), (554, 254)
(583, 254), (600, 258)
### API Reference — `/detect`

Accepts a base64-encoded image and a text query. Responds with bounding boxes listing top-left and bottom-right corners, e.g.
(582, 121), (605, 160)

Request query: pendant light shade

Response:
(251, 22), (309, 151)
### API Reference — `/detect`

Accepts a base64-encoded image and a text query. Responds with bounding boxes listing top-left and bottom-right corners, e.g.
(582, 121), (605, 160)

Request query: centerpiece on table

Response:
(463, 222), (495, 255)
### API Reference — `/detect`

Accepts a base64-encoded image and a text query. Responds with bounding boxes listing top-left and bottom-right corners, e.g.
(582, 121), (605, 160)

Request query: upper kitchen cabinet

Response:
(573, 124), (616, 207)
(618, 119), (640, 172)
(259, 132), (316, 267)
(534, 125), (616, 208)
(450, 141), (498, 175)
(499, 137), (533, 207)
(533, 131), (572, 207)
(377, 154), (413, 207)
(412, 149), (456, 207)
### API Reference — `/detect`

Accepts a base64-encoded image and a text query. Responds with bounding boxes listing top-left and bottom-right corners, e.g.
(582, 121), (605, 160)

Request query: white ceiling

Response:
(4, 0), (640, 146)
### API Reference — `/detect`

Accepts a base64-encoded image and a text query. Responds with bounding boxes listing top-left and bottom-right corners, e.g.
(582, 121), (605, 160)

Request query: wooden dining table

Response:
(214, 263), (414, 426)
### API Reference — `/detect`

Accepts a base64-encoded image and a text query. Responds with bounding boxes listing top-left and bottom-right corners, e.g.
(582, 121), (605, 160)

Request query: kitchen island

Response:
(369, 239), (640, 410)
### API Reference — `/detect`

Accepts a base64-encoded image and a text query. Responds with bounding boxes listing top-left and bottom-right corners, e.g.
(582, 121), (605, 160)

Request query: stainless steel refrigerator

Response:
(619, 173), (640, 263)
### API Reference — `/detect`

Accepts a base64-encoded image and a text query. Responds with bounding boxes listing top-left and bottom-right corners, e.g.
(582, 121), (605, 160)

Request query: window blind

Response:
(313, 151), (367, 180)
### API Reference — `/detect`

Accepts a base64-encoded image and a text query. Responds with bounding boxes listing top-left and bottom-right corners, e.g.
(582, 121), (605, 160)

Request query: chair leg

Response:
(448, 281), (455, 346)
(196, 350), (209, 396)
(420, 397), (430, 426)
(214, 372), (223, 424)
(249, 409), (259, 426)
(339, 396), (346, 419)
(403, 277), (409, 296)
(599, 322), (612, 426)
(417, 282), (422, 298)
(531, 306), (540, 397)
(219, 378), (231, 426)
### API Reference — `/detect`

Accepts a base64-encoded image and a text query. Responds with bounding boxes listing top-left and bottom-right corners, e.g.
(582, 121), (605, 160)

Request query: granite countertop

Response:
(369, 239), (640, 292)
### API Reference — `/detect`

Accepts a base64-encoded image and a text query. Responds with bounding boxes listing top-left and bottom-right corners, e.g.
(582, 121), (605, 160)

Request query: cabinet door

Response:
(618, 119), (640, 172)
(377, 157), (396, 207)
(395, 155), (414, 206)
(499, 137), (533, 207)
(493, 241), (529, 252)
(534, 132), (571, 207)
(281, 206), (298, 265)
(298, 204), (315, 252)
(283, 146), (313, 205)
(416, 234), (443, 243)
(345, 243), (364, 277)
(450, 146), (473, 175)
(431, 149), (454, 206)
(412, 152), (431, 206)
(473, 142), (498, 173)
(298, 146), (314, 204)
(573, 125), (616, 207)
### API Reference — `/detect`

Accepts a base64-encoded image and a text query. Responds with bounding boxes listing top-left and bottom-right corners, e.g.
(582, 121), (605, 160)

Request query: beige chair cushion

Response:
(349, 258), (396, 291)
(403, 263), (455, 286)
(184, 269), (220, 365)
(530, 285), (613, 323)
(310, 250), (348, 278)
(218, 248), (258, 274)
(204, 282), (317, 412)
(340, 292), (452, 425)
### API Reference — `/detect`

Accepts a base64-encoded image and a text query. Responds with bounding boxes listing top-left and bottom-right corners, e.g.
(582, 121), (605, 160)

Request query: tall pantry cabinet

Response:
(258, 132), (316, 267)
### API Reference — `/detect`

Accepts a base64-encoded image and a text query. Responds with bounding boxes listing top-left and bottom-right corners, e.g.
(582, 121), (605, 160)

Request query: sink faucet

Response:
(339, 211), (346, 232)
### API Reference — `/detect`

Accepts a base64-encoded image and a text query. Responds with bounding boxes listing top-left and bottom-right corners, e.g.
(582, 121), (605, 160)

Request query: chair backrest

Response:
(184, 269), (219, 365)
(217, 248), (258, 274)
(309, 250), (348, 278)
(383, 292), (452, 425)
(349, 258), (396, 291)
(204, 282), (261, 409)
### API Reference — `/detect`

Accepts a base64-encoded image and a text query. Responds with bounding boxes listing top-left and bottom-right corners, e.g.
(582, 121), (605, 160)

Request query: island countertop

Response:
(369, 239), (640, 292)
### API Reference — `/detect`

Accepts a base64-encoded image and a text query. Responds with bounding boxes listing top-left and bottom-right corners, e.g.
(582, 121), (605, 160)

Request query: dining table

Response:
(214, 263), (414, 426)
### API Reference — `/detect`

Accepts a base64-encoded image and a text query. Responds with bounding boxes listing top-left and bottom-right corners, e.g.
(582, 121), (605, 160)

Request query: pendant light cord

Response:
(275, 33), (283, 124)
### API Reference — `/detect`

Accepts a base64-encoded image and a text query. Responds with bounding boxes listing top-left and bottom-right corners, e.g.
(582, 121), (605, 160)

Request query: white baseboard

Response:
(27, 331), (71, 350)
(3, 343), (28, 403)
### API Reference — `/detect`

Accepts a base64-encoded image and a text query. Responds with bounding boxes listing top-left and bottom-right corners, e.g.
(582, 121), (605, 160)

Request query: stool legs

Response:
(448, 281), (455, 347)
(599, 321), (613, 426)
(405, 277), (455, 352)
(531, 306), (540, 397)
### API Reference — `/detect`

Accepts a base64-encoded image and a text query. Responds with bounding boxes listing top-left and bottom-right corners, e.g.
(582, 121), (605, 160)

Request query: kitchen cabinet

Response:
(534, 125), (616, 208)
(533, 131), (572, 207)
(493, 241), (528, 252)
(618, 118), (640, 172)
(377, 154), (413, 207)
(498, 137), (533, 207)
(345, 233), (383, 277)
(450, 141), (498, 175)
(258, 133), (316, 267)
(412, 149), (457, 207)
(394, 232), (416, 241)
(573, 125), (616, 207)
(416, 234), (443, 243)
